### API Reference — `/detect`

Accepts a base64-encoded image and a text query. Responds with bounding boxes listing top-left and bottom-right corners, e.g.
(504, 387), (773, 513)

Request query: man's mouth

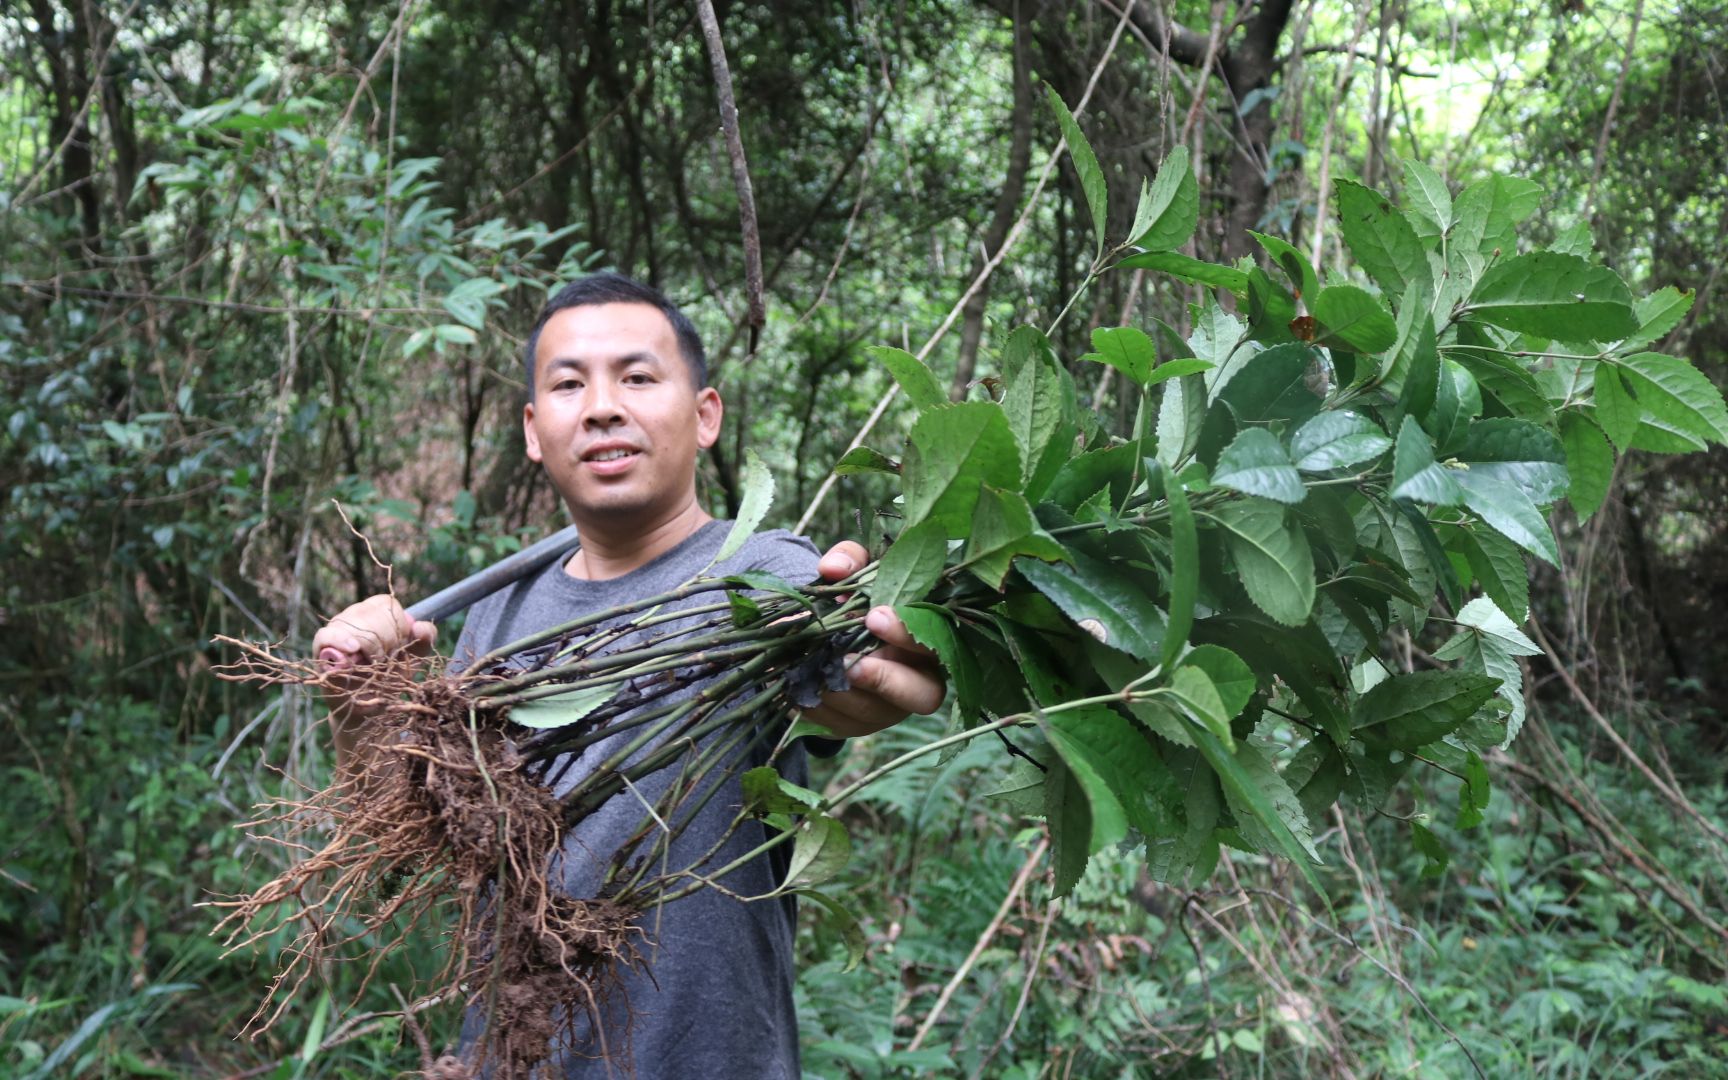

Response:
(586, 448), (638, 462)
(581, 444), (642, 474)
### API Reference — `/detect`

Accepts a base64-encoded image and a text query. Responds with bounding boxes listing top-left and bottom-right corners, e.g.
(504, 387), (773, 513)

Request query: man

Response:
(313, 272), (943, 1077)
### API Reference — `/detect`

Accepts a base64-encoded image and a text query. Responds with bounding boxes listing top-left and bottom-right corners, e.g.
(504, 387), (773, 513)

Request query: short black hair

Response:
(522, 272), (708, 395)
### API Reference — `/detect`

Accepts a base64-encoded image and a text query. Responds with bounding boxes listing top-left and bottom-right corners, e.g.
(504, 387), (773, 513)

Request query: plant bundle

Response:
(215, 126), (1728, 1076)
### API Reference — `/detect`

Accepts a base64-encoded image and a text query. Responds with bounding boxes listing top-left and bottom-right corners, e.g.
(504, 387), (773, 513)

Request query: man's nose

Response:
(581, 380), (626, 428)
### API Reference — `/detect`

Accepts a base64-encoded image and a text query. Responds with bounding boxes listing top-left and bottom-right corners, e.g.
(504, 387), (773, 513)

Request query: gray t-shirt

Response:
(451, 521), (821, 1079)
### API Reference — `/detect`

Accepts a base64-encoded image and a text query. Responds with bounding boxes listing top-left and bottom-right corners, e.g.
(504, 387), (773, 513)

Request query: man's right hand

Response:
(312, 596), (436, 771)
(312, 594), (437, 673)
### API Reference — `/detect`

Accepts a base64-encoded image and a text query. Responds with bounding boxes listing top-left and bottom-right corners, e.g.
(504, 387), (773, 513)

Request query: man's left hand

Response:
(800, 540), (947, 738)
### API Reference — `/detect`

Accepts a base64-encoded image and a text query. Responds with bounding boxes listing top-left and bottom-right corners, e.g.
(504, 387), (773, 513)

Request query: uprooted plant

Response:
(214, 109), (1728, 1078)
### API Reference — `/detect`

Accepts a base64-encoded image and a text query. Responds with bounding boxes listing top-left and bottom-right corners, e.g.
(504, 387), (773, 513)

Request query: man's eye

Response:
(625, 373), (654, 385)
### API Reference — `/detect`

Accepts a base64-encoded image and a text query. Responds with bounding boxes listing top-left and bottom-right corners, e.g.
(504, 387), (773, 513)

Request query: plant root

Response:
(211, 638), (644, 1077)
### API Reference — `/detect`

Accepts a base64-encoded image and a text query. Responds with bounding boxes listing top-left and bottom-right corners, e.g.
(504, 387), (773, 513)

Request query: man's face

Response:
(523, 302), (721, 531)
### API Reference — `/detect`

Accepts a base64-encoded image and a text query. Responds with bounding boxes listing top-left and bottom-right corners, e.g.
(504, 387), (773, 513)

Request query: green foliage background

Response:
(3, 1), (1726, 1076)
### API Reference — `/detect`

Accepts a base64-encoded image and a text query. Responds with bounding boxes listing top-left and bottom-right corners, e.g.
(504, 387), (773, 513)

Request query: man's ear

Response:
(523, 401), (544, 462)
(695, 387), (723, 450)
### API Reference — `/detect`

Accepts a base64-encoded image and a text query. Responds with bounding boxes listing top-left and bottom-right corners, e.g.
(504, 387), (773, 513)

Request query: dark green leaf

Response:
(1168, 665), (1232, 746)
(1019, 550), (1166, 660)
(896, 604), (981, 728)
(1046, 87), (1108, 253)
(1160, 463), (1197, 669)
(742, 766), (823, 814)
(962, 485), (1067, 589)
(1214, 499), (1316, 627)
(1458, 525), (1530, 621)
(902, 403), (1021, 537)
(1351, 670), (1502, 750)
(1454, 751), (1491, 830)
(1117, 250), (1247, 293)
(797, 889), (867, 972)
(1615, 352), (1728, 448)
(1290, 411), (1391, 472)
(1463, 252), (1638, 340)
(1190, 730), (1326, 886)
(1182, 644), (1256, 719)
(1249, 230), (1319, 302)
(1001, 334), (1078, 495)
(1044, 441), (1141, 511)
(1454, 470), (1560, 567)
(1128, 146), (1198, 251)
(1391, 416), (1464, 505)
(869, 345), (946, 411)
(1591, 363), (1640, 451)
(1559, 413), (1613, 522)
(1144, 358), (1215, 386)
(869, 519), (947, 608)
(728, 590), (763, 626)
(1048, 706), (1174, 841)
(832, 446), (900, 476)
(1044, 758), (1095, 897)
(1395, 311), (1441, 423)
(1212, 428), (1306, 504)
(1456, 419), (1569, 504)
(1312, 285), (1398, 353)
(1333, 178), (1429, 299)
(1217, 343), (1323, 424)
(1412, 821), (1449, 878)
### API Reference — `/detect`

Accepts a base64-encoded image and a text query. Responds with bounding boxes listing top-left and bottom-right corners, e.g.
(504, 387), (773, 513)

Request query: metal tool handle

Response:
(317, 524), (579, 665)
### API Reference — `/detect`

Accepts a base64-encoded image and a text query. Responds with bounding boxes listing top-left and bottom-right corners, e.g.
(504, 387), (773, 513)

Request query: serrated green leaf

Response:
(832, 446), (899, 475)
(1212, 428), (1306, 504)
(1129, 145), (1198, 251)
(902, 403), (1021, 537)
(1191, 731), (1325, 882)
(1290, 411), (1391, 471)
(1048, 706), (1173, 842)
(1394, 309), (1441, 423)
(1182, 644), (1255, 719)
(1313, 284), (1397, 353)
(1168, 665), (1232, 747)
(715, 448), (775, 564)
(1391, 415), (1464, 505)
(895, 604), (980, 727)
(1456, 419), (1570, 504)
(962, 485), (1066, 589)
(1591, 363), (1641, 451)
(869, 519), (947, 608)
(1214, 499), (1315, 626)
(1249, 230), (1319, 303)
(1019, 550), (1165, 660)
(1333, 178), (1429, 299)
(1463, 252), (1638, 340)
(1402, 160), (1452, 241)
(1559, 413), (1613, 521)
(1454, 470), (1560, 566)
(868, 345), (946, 410)
(507, 684), (616, 730)
(1217, 342), (1323, 424)
(1351, 670), (1502, 750)
(1458, 525), (1530, 621)
(1453, 175), (1542, 254)
(1433, 596), (1537, 746)
(1086, 326), (1156, 385)
(1615, 352), (1728, 447)
(1155, 372), (1207, 468)
(1117, 250), (1247, 293)
(1161, 463), (1197, 669)
(1145, 747), (1221, 885)
(1001, 335), (1076, 494)
(1623, 286), (1694, 350)
(1044, 757), (1094, 896)
(1046, 87), (1108, 253)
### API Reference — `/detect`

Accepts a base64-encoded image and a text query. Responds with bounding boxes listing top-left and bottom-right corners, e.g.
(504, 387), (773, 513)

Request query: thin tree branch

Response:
(695, 0), (766, 351)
